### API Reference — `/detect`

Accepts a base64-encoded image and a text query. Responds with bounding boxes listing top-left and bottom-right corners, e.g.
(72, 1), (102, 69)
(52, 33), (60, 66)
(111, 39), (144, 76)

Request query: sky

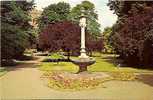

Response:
(34, 0), (117, 32)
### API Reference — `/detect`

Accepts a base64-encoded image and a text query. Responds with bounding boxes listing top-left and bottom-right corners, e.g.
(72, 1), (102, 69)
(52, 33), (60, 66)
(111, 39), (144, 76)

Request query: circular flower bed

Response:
(41, 71), (136, 91)
(42, 71), (112, 91)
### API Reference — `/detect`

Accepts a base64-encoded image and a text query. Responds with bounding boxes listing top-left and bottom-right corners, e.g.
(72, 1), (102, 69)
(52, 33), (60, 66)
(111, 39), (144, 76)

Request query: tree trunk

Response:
(67, 51), (70, 61)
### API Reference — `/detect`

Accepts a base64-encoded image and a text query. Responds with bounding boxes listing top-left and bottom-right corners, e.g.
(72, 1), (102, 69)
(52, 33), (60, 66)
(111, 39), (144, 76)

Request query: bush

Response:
(42, 58), (70, 62)
(49, 53), (65, 59)
(1, 1), (35, 66)
(42, 53), (70, 62)
(35, 52), (49, 56)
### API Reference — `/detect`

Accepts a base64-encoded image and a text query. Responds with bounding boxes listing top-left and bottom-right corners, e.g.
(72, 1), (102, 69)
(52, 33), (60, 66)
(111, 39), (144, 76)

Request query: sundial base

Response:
(71, 57), (95, 73)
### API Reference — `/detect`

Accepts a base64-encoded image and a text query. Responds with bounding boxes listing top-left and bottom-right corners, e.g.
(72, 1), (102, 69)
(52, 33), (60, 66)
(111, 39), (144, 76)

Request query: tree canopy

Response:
(38, 1), (101, 38)
(37, 2), (70, 31)
(1, 1), (35, 61)
(69, 1), (101, 38)
(102, 27), (114, 53)
(37, 1), (103, 56)
(108, 1), (153, 66)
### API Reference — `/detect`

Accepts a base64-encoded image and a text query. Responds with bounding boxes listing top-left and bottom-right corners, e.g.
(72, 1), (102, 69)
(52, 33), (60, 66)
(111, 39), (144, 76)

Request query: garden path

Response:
(0, 56), (153, 100)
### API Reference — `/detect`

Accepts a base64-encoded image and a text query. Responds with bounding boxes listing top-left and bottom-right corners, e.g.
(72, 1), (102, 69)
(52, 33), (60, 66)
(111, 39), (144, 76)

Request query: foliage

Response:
(42, 53), (67, 62)
(86, 37), (104, 56)
(69, 1), (101, 38)
(37, 2), (70, 31)
(38, 1), (101, 38)
(108, 1), (153, 66)
(39, 21), (80, 52)
(102, 27), (114, 53)
(107, 1), (153, 17)
(37, 1), (103, 54)
(49, 53), (65, 59)
(39, 21), (103, 55)
(1, 1), (35, 62)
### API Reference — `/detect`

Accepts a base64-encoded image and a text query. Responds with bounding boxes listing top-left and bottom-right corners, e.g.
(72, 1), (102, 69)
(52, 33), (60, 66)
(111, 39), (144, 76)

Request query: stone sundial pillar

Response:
(71, 9), (95, 73)
(79, 9), (89, 59)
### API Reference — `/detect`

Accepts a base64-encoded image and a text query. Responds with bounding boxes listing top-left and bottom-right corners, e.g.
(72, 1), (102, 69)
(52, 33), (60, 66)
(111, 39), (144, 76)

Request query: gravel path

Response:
(1, 56), (153, 100)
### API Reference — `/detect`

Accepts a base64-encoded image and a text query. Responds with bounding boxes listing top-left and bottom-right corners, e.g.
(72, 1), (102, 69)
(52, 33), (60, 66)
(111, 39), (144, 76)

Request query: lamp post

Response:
(79, 9), (89, 59)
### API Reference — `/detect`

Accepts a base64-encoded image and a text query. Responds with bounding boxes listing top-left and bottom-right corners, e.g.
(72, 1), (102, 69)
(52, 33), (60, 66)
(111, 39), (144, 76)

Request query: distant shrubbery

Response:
(49, 53), (65, 59)
(42, 53), (69, 62)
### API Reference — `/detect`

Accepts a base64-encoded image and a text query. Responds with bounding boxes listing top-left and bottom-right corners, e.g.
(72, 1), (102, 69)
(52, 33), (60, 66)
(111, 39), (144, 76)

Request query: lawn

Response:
(39, 62), (78, 73)
(39, 54), (153, 73)
(0, 67), (7, 77)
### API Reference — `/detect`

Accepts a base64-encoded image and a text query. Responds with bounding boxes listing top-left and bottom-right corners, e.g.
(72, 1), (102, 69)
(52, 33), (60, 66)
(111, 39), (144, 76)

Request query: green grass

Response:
(49, 53), (65, 59)
(39, 54), (153, 73)
(39, 62), (78, 73)
(0, 67), (7, 77)
(88, 57), (150, 72)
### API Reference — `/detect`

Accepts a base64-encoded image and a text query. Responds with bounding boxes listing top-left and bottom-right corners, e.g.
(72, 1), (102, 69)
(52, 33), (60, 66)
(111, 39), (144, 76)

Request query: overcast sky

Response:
(34, 0), (117, 32)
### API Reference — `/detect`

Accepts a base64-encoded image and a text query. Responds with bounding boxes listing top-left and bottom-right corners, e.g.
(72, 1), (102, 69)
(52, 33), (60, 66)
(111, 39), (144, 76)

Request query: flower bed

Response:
(41, 71), (136, 91)
(42, 71), (111, 91)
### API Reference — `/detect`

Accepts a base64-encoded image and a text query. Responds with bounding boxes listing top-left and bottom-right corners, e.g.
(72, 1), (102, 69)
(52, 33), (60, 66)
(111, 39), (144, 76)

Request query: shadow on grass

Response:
(16, 55), (39, 61)
(2, 55), (39, 66)
(102, 55), (126, 66)
(4, 63), (39, 72)
(2, 56), (40, 72)
(101, 54), (153, 71)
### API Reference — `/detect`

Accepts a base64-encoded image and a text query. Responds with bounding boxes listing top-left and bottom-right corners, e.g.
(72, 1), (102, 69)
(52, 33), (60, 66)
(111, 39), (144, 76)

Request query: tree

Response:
(37, 2), (70, 31)
(69, 1), (101, 38)
(86, 37), (104, 56)
(107, 1), (153, 17)
(1, 1), (35, 65)
(39, 21), (80, 58)
(102, 27), (114, 53)
(39, 21), (103, 58)
(108, 1), (153, 66)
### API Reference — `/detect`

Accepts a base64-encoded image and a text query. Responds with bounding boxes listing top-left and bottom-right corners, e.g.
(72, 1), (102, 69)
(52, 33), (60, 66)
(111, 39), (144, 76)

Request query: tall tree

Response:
(69, 1), (101, 38)
(37, 2), (70, 31)
(1, 0), (35, 65)
(102, 27), (114, 53)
